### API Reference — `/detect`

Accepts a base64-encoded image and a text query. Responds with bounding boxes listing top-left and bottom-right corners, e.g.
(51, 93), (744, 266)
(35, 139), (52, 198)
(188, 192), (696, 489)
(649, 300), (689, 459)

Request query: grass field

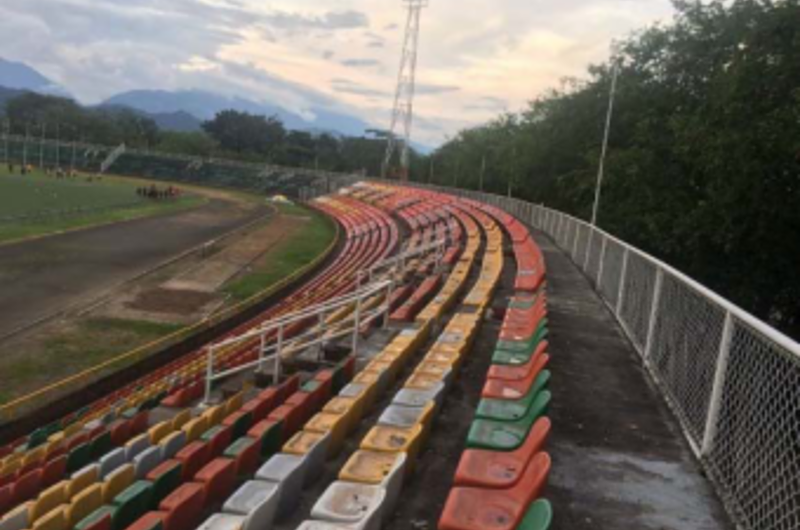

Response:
(0, 167), (205, 244)
(224, 202), (336, 300)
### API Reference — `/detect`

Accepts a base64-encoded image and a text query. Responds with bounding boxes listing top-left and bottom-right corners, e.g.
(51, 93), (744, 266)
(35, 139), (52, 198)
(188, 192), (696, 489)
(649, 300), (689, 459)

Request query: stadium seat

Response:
(455, 418), (551, 488)
(310, 481), (385, 530)
(481, 355), (550, 400)
(145, 460), (183, 507)
(467, 392), (551, 451)
(438, 453), (551, 530)
(194, 458), (236, 507)
(517, 499), (553, 530)
(254, 454), (307, 519)
(222, 480), (280, 530)
(174, 442), (210, 482)
(159, 483), (205, 530)
(477, 372), (551, 422)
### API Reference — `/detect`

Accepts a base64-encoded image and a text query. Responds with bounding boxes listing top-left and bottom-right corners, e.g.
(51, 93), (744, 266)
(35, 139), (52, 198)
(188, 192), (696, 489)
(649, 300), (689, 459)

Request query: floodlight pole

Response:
(70, 128), (77, 173)
(55, 123), (60, 169)
(591, 57), (620, 227)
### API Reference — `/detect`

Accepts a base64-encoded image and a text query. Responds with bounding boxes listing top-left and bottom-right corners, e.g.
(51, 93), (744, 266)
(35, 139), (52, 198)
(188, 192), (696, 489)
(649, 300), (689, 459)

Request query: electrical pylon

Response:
(381, 0), (428, 181)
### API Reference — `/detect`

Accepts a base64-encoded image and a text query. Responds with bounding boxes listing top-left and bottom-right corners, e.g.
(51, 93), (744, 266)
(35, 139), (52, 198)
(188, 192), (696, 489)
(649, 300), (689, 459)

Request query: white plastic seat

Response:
(392, 383), (445, 413)
(222, 480), (280, 530)
(124, 435), (150, 462)
(254, 453), (308, 519)
(133, 445), (162, 479)
(99, 448), (127, 479)
(159, 431), (186, 460)
(0, 502), (32, 530)
(378, 405), (429, 429)
(195, 513), (245, 530)
(310, 481), (386, 530)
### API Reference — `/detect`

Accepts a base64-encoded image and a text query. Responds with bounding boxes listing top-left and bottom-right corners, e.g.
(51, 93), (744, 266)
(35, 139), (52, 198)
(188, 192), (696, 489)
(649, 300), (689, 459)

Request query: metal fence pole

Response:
(701, 311), (734, 456)
(352, 298), (363, 355)
(616, 247), (630, 314)
(258, 334), (266, 370)
(274, 325), (284, 385)
(596, 235), (608, 289)
(644, 269), (665, 359)
(204, 345), (214, 403)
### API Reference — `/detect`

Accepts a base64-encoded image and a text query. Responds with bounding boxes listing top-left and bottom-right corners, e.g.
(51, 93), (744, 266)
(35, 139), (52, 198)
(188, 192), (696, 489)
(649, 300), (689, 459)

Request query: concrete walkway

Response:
(535, 231), (733, 530)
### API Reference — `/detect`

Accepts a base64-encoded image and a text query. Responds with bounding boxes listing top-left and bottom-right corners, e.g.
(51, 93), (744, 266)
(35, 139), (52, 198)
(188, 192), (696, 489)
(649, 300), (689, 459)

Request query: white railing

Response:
(358, 238), (446, 286)
(367, 179), (800, 530)
(203, 279), (393, 403)
(99, 143), (126, 174)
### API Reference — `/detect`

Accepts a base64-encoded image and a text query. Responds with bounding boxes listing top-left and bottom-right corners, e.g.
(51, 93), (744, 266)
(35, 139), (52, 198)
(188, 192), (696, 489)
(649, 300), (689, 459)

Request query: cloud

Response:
(341, 58), (381, 68)
(416, 83), (461, 95)
(464, 96), (508, 111)
(322, 50), (335, 60)
(261, 9), (368, 31)
(331, 78), (388, 98)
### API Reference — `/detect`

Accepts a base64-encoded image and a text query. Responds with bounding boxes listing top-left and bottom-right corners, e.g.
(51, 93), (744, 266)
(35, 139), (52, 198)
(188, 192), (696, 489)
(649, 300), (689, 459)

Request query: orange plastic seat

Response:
(438, 452), (551, 530)
(454, 418), (550, 488)
(481, 354), (549, 400)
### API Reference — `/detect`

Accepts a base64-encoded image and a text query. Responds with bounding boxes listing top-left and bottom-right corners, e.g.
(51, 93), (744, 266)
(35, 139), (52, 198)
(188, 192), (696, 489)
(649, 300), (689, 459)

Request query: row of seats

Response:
(439, 209), (553, 530)
(290, 183), (501, 528)
(0, 197), (399, 520)
(143, 185), (476, 530)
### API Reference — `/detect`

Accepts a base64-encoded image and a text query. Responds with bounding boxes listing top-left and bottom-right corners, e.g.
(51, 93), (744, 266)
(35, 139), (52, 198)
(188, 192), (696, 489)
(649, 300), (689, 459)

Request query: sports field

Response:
(0, 167), (204, 244)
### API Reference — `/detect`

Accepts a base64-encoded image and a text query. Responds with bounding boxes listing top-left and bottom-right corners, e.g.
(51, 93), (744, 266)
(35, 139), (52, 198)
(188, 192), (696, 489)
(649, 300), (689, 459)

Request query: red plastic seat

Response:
(454, 418), (551, 488)
(0, 483), (12, 517)
(108, 419), (132, 447)
(205, 425), (233, 458)
(225, 437), (261, 476)
(277, 375), (300, 401)
(41, 454), (68, 489)
(487, 342), (549, 382)
(175, 441), (210, 481)
(267, 405), (303, 442)
(313, 370), (334, 400)
(240, 397), (273, 423)
(438, 452), (551, 530)
(482, 354), (550, 400)
(256, 388), (280, 414)
(125, 511), (168, 530)
(159, 482), (205, 530)
(285, 392), (316, 424)
(12, 468), (42, 504)
(130, 412), (150, 437)
(193, 458), (236, 506)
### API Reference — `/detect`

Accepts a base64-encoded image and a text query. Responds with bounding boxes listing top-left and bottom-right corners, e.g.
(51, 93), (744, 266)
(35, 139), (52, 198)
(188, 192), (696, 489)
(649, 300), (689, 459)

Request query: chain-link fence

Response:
(364, 179), (800, 530)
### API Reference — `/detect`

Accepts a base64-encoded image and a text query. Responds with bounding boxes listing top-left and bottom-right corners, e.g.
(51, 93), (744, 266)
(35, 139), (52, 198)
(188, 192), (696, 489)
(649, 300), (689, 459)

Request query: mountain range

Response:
(0, 57), (373, 137)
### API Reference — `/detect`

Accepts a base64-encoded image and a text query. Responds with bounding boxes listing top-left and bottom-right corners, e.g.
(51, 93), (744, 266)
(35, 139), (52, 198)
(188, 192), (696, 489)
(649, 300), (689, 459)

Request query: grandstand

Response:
(0, 176), (792, 530)
(1, 135), (352, 200)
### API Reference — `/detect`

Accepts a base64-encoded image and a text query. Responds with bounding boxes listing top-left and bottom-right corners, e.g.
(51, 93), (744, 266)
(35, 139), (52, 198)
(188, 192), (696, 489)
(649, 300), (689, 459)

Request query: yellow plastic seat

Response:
(32, 481), (69, 522)
(181, 417), (208, 443)
(67, 466), (99, 499)
(171, 410), (192, 431)
(32, 506), (68, 530)
(67, 484), (103, 526)
(304, 412), (348, 458)
(322, 396), (364, 434)
(148, 421), (172, 445)
(282, 430), (328, 456)
(23, 447), (46, 468)
(404, 372), (445, 391)
(414, 361), (452, 381)
(339, 450), (405, 484)
(360, 425), (423, 475)
(352, 373), (381, 409)
(201, 405), (223, 427)
(224, 392), (244, 416)
(101, 464), (134, 503)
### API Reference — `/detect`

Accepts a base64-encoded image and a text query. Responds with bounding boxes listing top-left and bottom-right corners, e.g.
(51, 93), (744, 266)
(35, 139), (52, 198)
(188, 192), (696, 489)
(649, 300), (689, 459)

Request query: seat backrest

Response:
(124, 435), (150, 462)
(31, 480), (68, 521)
(99, 449), (126, 479)
(67, 484), (103, 527)
(509, 452), (552, 506)
(13, 468), (43, 505)
(101, 464), (134, 504)
(133, 447), (163, 480)
(159, 432), (186, 461)
(67, 464), (99, 500)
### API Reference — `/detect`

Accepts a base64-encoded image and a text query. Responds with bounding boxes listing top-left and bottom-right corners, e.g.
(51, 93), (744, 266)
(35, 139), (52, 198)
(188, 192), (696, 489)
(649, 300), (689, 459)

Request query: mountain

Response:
(148, 111), (202, 133)
(103, 89), (372, 137)
(0, 86), (26, 111)
(0, 58), (68, 96)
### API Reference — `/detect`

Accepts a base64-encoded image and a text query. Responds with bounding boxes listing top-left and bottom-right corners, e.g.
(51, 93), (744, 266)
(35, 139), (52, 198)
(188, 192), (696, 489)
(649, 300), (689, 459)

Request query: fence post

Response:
(352, 297), (363, 355)
(204, 345), (214, 404)
(644, 269), (664, 359)
(616, 247), (629, 314)
(701, 311), (734, 456)
(258, 333), (266, 371)
(596, 235), (608, 289)
(572, 224), (581, 260)
(583, 229), (594, 272)
(274, 325), (284, 385)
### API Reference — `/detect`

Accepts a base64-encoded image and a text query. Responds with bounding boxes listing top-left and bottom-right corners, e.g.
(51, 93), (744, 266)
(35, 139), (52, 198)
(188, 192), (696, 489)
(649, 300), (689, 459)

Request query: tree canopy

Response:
(419, 0), (800, 338)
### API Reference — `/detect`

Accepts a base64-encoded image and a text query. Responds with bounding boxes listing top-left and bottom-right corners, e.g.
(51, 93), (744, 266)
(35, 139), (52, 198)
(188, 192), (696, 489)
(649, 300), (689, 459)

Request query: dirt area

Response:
(0, 199), (324, 406)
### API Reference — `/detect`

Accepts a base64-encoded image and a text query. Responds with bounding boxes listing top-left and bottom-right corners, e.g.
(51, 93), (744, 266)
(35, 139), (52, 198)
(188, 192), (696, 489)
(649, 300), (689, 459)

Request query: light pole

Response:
(2, 120), (8, 166)
(591, 56), (620, 227)
(55, 123), (61, 170)
(23, 123), (29, 168)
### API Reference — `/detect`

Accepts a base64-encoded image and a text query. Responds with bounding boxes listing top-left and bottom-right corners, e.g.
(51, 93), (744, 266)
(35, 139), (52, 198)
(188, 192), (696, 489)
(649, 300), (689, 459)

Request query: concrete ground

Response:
(535, 232), (733, 530)
(0, 196), (267, 339)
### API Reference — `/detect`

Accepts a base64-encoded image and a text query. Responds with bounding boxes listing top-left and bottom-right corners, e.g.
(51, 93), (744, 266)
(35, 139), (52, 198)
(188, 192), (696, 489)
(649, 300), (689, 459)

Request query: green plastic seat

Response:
(517, 499), (553, 530)
(90, 431), (113, 459)
(74, 505), (119, 530)
(67, 442), (93, 473)
(467, 391), (551, 451)
(507, 295), (540, 309)
(476, 371), (551, 422)
(147, 460), (183, 507)
(302, 380), (322, 393)
(495, 321), (548, 354)
(224, 410), (254, 440)
(493, 326), (549, 365)
(121, 407), (139, 419)
(112, 480), (153, 530)
(249, 419), (283, 458)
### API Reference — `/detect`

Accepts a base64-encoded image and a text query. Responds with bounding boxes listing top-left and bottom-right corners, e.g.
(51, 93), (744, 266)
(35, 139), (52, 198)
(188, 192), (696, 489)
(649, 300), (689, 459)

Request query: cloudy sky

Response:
(0, 0), (676, 145)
